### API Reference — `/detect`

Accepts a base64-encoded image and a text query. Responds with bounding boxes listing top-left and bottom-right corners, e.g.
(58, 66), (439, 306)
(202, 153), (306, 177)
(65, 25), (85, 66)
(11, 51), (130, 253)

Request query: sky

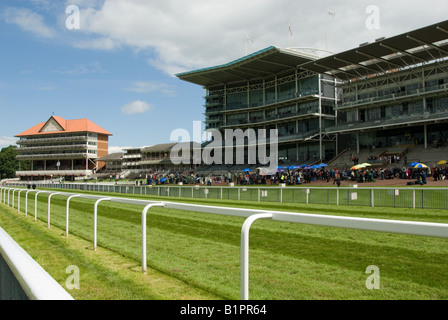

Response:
(1, 0), (448, 153)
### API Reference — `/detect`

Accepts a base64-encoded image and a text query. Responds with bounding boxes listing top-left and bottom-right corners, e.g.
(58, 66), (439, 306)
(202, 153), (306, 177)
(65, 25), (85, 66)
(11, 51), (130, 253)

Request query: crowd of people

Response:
(105, 162), (448, 188)
(195, 165), (445, 187)
(230, 165), (445, 187)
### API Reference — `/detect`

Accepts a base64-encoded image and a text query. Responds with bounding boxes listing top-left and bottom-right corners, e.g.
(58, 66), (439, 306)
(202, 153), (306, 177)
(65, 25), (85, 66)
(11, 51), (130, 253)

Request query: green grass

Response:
(73, 183), (448, 210)
(1, 188), (448, 300)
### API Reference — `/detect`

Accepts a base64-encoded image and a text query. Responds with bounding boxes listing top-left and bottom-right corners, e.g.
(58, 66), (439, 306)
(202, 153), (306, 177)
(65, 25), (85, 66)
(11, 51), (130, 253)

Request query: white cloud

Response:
(65, 0), (448, 76)
(5, 1), (448, 77)
(2, 7), (55, 38)
(121, 100), (153, 115)
(0, 136), (17, 148)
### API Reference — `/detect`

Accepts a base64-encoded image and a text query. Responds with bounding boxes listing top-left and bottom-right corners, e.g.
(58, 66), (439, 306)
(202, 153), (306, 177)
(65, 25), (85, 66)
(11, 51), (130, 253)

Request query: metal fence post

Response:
(413, 189), (416, 209)
(25, 190), (32, 217)
(8, 188), (12, 204)
(18, 189), (26, 213)
(241, 213), (273, 300)
(66, 195), (81, 237)
(93, 198), (112, 251)
(35, 191), (43, 222)
(48, 193), (62, 229)
(141, 202), (166, 273)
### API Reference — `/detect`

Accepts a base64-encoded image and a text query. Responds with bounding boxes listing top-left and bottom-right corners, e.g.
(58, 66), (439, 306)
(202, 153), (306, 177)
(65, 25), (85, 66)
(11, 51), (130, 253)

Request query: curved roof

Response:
(176, 46), (318, 87)
(178, 20), (448, 86)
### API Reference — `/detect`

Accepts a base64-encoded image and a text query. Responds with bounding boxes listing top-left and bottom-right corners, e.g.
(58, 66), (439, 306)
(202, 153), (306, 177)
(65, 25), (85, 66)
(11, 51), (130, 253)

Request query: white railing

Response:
(1, 186), (448, 300)
(9, 182), (448, 210)
(0, 225), (74, 300)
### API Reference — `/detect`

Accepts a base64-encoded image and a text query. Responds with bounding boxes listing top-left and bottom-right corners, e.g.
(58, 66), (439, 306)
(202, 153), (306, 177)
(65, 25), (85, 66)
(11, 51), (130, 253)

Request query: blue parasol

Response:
(414, 163), (428, 169)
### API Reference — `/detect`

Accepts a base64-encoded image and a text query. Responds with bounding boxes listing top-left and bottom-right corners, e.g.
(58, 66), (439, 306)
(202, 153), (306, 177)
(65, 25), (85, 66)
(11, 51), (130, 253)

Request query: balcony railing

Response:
(340, 83), (448, 110)
(17, 144), (87, 152)
(222, 93), (320, 113)
(122, 154), (142, 159)
(17, 153), (89, 160)
(326, 107), (448, 133)
(223, 107), (331, 128)
(17, 135), (89, 145)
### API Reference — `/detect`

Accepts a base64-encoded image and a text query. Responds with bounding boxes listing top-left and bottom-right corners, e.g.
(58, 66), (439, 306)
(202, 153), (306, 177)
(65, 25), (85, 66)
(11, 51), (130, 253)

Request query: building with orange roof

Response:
(15, 116), (112, 181)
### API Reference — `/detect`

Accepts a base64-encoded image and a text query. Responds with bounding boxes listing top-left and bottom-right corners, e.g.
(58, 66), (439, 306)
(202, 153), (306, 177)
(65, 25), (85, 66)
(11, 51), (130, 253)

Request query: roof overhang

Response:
(299, 20), (448, 82)
(176, 46), (318, 87)
(178, 20), (448, 87)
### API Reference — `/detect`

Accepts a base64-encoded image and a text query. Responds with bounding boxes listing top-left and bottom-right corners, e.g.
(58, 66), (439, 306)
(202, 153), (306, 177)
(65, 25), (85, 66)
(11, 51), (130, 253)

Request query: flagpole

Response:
(288, 26), (293, 48)
(325, 9), (328, 53)
(325, 10), (335, 56)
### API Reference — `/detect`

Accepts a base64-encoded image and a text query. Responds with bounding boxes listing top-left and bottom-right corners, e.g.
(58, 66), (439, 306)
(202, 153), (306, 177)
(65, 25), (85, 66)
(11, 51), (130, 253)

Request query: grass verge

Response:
(1, 188), (448, 300)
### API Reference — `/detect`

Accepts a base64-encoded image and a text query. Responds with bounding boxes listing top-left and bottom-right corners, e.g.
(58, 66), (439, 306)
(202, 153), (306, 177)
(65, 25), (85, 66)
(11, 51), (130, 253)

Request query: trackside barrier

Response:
(1, 187), (448, 300)
(8, 182), (448, 210)
(0, 226), (74, 300)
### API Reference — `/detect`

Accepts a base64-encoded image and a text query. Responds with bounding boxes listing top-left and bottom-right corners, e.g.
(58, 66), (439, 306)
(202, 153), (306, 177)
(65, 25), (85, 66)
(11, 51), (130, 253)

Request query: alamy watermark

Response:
(66, 5), (80, 30)
(170, 121), (279, 174)
(365, 5), (381, 30)
(66, 265), (80, 290)
(365, 265), (380, 290)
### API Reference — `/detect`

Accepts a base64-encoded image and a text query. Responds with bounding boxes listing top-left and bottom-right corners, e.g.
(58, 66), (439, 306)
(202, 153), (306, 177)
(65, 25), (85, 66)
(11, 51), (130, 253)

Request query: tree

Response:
(0, 145), (30, 179)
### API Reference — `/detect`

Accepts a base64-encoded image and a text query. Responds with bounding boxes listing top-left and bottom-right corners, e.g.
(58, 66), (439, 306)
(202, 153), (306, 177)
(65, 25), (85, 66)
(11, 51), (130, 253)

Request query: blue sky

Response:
(1, 0), (448, 153)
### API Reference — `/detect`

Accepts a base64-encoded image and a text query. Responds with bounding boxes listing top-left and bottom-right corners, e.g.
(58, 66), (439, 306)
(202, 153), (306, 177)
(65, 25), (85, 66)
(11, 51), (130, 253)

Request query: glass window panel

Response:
(299, 76), (319, 96)
(226, 92), (247, 110)
(265, 87), (276, 104)
(278, 81), (296, 101)
(249, 89), (263, 107)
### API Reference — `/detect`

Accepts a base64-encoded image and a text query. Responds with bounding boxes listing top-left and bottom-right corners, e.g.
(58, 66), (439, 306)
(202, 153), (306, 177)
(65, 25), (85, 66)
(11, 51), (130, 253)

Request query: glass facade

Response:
(330, 59), (448, 152)
(203, 72), (338, 164)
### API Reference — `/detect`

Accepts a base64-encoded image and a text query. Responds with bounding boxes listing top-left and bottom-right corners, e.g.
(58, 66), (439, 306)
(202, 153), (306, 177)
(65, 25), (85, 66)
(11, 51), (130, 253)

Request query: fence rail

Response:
(1, 186), (448, 300)
(0, 225), (74, 300)
(6, 182), (448, 210)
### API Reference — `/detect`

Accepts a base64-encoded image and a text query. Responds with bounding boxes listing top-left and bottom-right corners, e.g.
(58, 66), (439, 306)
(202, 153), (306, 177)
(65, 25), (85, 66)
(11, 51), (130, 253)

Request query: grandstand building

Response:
(177, 47), (338, 166)
(177, 20), (448, 169)
(15, 116), (112, 181)
(121, 142), (201, 176)
(97, 152), (123, 173)
(122, 147), (144, 172)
